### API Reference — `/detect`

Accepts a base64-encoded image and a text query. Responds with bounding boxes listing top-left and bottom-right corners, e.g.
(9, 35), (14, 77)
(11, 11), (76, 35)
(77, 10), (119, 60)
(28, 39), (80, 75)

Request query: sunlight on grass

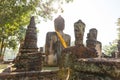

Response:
(0, 64), (9, 73)
(42, 67), (59, 71)
(0, 64), (8, 69)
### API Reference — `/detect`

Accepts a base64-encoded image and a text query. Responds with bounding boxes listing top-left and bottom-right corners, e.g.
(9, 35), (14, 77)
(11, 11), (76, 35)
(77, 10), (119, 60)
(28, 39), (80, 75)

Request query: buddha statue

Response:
(74, 20), (85, 45)
(45, 15), (71, 66)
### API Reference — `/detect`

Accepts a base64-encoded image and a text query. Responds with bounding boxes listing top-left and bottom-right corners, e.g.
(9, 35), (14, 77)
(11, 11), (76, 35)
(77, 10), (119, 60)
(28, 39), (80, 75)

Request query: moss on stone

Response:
(62, 54), (120, 80)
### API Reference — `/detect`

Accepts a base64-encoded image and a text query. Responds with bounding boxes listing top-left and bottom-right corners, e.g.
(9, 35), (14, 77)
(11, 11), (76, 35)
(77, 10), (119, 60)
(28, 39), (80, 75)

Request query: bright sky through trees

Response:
(37, 0), (120, 47)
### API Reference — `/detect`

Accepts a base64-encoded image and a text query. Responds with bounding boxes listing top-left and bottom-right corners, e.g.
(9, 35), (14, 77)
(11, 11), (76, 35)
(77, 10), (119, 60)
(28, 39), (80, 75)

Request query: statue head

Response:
(54, 15), (65, 31)
(87, 28), (97, 41)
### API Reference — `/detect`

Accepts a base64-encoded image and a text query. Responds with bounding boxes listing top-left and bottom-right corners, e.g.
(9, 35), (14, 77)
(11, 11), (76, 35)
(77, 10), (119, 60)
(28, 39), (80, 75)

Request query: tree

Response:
(0, 0), (73, 60)
(117, 18), (120, 39)
(103, 41), (117, 56)
(102, 18), (120, 56)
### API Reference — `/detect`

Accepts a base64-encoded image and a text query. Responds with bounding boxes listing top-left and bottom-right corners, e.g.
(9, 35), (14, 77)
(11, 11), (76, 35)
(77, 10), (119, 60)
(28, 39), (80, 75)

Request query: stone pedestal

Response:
(14, 53), (42, 71)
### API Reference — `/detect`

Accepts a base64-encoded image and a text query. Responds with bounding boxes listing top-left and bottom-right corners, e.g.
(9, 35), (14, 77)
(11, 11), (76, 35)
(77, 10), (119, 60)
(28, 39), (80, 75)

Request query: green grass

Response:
(42, 67), (59, 71)
(0, 64), (9, 69)
(0, 64), (10, 73)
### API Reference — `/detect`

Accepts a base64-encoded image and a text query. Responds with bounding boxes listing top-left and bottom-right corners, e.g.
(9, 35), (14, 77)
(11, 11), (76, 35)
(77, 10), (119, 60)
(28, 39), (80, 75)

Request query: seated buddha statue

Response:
(45, 15), (71, 66)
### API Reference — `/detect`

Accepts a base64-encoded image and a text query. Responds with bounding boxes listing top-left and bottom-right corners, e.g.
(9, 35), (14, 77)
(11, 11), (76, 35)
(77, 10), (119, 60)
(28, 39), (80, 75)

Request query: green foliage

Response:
(117, 18), (120, 40)
(103, 41), (117, 56)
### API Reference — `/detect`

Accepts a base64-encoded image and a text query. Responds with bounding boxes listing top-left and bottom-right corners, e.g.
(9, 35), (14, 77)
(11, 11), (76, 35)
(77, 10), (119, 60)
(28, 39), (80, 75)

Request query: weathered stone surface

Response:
(76, 58), (120, 80)
(13, 16), (41, 71)
(14, 53), (42, 71)
(0, 70), (59, 80)
(45, 15), (71, 66)
(61, 20), (97, 59)
(86, 28), (102, 58)
(62, 53), (120, 80)
(22, 16), (38, 53)
(96, 41), (102, 58)
(62, 44), (97, 59)
(74, 20), (85, 45)
(86, 28), (98, 49)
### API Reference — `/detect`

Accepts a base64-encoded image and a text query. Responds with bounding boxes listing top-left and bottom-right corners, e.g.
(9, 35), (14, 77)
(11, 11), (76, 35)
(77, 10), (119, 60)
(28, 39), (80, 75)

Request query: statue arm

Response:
(45, 32), (51, 55)
(45, 32), (54, 55)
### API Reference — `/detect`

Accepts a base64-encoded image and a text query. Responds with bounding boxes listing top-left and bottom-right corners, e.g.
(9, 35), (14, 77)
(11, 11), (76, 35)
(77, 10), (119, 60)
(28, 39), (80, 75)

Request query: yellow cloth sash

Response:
(55, 31), (67, 48)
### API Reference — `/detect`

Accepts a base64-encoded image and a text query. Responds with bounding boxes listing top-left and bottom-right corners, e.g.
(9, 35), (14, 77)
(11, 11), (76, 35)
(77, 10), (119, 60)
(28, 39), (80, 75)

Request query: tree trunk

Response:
(0, 38), (4, 62)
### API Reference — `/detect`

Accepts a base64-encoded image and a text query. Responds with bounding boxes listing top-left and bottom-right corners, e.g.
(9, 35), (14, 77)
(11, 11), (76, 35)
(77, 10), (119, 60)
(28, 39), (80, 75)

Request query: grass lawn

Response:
(42, 66), (59, 71)
(0, 64), (9, 69)
(0, 63), (10, 73)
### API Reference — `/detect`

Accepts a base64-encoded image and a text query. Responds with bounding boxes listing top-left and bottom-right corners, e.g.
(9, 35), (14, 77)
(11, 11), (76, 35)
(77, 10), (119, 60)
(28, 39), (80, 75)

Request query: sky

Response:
(37, 0), (120, 47)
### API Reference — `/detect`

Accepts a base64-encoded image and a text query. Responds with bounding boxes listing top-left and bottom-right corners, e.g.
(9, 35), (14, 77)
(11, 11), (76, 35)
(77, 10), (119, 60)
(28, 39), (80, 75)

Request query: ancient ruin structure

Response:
(1, 17), (120, 80)
(74, 20), (85, 45)
(22, 16), (38, 53)
(62, 56), (120, 80)
(62, 20), (97, 59)
(45, 15), (71, 66)
(86, 28), (102, 58)
(86, 28), (97, 48)
(61, 22), (120, 80)
(96, 41), (102, 58)
(14, 16), (42, 71)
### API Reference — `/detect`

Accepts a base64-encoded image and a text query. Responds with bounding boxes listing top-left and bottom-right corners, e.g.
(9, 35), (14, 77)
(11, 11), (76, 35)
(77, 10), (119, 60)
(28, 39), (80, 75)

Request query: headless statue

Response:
(45, 15), (71, 66)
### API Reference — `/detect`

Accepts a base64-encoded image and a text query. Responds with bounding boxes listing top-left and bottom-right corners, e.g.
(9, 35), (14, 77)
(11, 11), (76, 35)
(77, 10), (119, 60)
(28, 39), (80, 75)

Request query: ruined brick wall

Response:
(62, 53), (120, 80)
(0, 70), (60, 80)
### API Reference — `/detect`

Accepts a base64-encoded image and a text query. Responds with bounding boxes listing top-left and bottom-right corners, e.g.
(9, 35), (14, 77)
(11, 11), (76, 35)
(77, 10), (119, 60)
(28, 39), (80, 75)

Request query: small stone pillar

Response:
(74, 20), (85, 45)
(86, 28), (97, 48)
(86, 28), (102, 58)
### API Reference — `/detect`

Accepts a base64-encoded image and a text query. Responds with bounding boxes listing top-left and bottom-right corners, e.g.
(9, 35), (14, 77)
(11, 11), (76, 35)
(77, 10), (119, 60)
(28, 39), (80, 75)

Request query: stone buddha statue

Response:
(45, 15), (71, 66)
(74, 20), (85, 45)
(86, 28), (102, 58)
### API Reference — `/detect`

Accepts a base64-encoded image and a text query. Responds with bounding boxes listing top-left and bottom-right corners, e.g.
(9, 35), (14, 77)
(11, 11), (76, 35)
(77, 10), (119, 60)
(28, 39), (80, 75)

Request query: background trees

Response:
(102, 18), (120, 56)
(0, 0), (73, 61)
(117, 18), (120, 39)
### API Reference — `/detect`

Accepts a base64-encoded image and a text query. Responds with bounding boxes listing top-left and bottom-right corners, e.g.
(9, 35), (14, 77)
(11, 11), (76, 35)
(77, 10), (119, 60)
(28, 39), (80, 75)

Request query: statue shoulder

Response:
(46, 32), (56, 37)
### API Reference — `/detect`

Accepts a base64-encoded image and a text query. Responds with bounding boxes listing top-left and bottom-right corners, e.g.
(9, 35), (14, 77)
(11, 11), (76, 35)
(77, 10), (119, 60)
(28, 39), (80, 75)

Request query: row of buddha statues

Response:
(44, 15), (102, 66)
